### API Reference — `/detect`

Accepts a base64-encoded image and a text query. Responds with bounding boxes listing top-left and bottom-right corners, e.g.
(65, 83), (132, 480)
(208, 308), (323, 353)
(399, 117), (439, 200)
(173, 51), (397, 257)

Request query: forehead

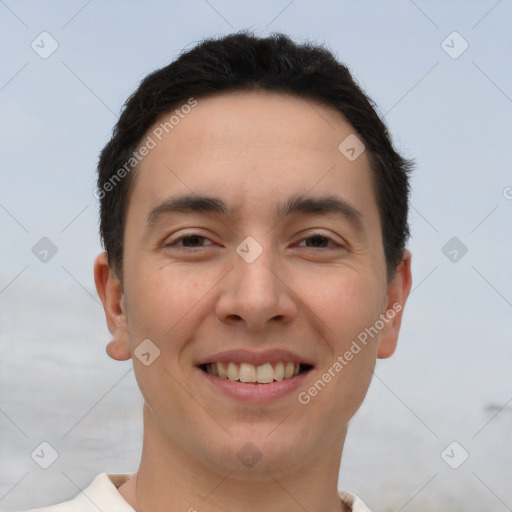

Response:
(148, 91), (356, 162)
(127, 90), (380, 235)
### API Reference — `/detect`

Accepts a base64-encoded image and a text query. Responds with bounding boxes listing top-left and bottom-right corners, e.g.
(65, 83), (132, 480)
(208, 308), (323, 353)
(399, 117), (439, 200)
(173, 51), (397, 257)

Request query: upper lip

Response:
(195, 349), (314, 367)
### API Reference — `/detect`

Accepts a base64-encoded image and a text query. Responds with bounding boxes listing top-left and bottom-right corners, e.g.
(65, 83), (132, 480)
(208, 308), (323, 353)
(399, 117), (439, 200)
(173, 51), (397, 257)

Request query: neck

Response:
(118, 404), (349, 512)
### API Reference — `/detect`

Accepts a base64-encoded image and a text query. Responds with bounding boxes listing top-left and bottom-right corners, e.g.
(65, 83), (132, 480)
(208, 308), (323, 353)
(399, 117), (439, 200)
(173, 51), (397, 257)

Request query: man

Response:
(25, 32), (412, 512)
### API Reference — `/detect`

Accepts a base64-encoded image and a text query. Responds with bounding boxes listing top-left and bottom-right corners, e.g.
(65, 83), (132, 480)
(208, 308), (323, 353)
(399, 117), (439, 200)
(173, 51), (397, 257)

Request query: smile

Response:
(200, 362), (313, 384)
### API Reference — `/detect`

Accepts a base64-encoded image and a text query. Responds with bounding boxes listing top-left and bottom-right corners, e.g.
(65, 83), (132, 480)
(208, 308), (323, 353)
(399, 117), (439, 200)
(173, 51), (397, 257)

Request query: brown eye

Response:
(304, 235), (330, 248)
(297, 233), (343, 249)
(166, 233), (214, 248)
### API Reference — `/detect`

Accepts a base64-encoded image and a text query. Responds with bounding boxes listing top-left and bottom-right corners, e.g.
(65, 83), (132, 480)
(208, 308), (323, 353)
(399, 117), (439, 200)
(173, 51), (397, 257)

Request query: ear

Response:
(377, 249), (412, 359)
(93, 252), (132, 361)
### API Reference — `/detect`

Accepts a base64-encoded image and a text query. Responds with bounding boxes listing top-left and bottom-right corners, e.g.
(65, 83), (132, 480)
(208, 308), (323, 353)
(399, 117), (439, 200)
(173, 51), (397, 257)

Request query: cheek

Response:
(125, 262), (210, 339)
(299, 267), (385, 347)
(123, 266), (203, 419)
(309, 272), (383, 416)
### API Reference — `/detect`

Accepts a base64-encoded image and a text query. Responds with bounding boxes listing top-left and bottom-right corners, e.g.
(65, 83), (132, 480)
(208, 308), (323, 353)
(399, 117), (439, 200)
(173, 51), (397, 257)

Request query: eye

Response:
(166, 232), (214, 248)
(296, 233), (344, 250)
(165, 231), (344, 251)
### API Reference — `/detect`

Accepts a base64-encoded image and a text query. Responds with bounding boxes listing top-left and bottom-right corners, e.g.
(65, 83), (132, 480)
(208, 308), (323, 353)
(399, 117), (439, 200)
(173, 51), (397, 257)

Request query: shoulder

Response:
(338, 489), (372, 512)
(20, 473), (135, 512)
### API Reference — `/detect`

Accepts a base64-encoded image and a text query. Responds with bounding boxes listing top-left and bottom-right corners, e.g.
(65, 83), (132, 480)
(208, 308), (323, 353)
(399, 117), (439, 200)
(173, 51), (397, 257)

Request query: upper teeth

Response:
(205, 362), (300, 383)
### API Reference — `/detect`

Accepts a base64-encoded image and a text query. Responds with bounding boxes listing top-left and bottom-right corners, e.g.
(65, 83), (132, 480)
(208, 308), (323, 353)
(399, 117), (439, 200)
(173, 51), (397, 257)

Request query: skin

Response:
(94, 91), (412, 512)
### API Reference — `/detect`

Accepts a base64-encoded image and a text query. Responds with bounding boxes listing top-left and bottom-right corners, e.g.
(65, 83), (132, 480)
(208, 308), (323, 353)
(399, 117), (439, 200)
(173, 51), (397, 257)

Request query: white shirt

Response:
(21, 473), (372, 512)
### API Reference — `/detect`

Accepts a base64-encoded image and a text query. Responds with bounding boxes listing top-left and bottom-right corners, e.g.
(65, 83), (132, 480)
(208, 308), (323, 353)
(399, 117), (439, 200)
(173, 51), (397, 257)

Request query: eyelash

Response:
(166, 232), (344, 250)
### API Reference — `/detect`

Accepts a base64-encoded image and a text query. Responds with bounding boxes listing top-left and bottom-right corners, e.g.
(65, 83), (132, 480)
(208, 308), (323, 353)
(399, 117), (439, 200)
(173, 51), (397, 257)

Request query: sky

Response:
(1, 1), (511, 511)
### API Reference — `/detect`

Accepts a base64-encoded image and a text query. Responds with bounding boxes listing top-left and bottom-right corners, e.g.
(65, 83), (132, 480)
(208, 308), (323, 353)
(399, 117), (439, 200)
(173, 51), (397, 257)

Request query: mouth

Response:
(198, 361), (314, 384)
(194, 349), (315, 402)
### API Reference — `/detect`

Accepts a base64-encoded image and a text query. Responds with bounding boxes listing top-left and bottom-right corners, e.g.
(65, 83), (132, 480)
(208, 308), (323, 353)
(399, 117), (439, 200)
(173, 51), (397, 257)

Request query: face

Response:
(95, 91), (411, 477)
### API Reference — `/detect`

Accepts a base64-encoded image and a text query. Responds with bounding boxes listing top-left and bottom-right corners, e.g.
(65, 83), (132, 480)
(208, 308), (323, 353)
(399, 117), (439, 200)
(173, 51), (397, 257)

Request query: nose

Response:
(215, 245), (298, 331)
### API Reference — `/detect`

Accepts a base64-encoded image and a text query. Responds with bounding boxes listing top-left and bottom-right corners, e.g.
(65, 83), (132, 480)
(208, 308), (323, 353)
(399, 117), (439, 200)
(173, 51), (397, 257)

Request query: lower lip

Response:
(196, 367), (312, 403)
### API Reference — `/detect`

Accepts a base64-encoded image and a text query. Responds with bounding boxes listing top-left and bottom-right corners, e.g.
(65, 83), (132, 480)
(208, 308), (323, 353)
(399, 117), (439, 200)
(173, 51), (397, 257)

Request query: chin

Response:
(203, 429), (305, 477)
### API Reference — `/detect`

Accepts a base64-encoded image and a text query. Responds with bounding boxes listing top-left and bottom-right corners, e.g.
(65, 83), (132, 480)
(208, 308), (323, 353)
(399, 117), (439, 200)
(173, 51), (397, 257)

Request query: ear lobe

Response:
(94, 252), (132, 361)
(106, 339), (132, 361)
(377, 250), (412, 359)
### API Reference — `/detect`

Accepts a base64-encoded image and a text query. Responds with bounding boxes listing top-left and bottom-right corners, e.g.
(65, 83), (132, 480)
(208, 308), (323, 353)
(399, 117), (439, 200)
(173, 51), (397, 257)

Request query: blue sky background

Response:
(1, 1), (511, 511)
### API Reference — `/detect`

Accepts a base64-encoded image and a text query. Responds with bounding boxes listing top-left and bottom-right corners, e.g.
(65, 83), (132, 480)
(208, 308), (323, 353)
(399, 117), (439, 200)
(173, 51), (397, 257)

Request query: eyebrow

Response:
(277, 194), (365, 231)
(146, 193), (365, 232)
